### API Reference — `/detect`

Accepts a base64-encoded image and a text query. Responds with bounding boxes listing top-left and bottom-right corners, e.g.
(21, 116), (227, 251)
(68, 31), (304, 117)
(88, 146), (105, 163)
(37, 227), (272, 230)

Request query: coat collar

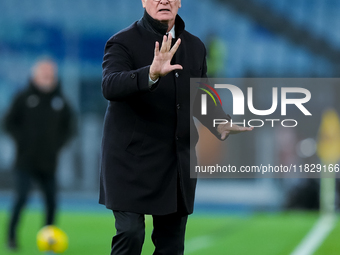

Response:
(28, 80), (61, 96)
(138, 10), (185, 37)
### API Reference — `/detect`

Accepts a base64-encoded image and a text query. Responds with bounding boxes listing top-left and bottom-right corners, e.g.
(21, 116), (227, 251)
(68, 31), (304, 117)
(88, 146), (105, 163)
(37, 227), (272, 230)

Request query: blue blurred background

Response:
(1, 0), (340, 213)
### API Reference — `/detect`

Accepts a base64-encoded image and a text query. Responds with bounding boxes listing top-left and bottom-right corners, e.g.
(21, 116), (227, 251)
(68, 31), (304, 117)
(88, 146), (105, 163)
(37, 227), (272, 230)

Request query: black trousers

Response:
(111, 211), (188, 255)
(8, 169), (57, 242)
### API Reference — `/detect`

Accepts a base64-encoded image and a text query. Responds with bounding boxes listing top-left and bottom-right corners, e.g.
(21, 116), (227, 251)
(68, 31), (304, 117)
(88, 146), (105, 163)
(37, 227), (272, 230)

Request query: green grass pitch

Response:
(0, 210), (339, 254)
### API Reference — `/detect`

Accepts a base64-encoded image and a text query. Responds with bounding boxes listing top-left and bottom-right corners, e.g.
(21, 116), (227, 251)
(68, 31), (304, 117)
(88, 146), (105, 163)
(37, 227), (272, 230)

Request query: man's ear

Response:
(141, 0), (146, 8)
(179, 0), (181, 8)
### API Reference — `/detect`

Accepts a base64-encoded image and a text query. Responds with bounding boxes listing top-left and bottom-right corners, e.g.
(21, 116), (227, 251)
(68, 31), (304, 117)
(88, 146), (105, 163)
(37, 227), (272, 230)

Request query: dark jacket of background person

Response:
(4, 81), (74, 174)
(99, 13), (229, 215)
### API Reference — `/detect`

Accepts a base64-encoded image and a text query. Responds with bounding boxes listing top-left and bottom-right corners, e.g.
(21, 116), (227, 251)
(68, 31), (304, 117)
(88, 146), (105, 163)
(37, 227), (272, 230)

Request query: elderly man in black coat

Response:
(100, 0), (252, 254)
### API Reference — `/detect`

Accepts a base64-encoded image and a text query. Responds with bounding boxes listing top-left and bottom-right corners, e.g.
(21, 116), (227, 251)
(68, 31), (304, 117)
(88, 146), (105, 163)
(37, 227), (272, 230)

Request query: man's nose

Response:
(159, 0), (170, 4)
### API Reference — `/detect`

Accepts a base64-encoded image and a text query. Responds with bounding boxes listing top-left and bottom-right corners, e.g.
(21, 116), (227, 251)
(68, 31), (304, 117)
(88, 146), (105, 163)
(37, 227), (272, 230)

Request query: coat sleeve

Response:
(56, 99), (75, 150)
(193, 47), (231, 141)
(101, 41), (158, 101)
(3, 94), (24, 142)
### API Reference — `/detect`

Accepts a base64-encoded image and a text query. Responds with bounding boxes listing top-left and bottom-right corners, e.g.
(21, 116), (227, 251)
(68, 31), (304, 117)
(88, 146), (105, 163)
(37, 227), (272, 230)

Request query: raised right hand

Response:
(149, 33), (183, 81)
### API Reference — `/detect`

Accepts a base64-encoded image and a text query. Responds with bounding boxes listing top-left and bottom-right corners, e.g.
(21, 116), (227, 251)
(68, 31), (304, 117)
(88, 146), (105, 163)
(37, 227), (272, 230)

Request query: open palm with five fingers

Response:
(149, 33), (183, 81)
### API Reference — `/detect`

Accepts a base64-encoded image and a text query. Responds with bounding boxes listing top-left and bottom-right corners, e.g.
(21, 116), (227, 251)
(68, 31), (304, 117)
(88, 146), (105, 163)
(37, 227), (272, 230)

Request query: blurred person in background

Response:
(99, 0), (252, 254)
(3, 59), (74, 251)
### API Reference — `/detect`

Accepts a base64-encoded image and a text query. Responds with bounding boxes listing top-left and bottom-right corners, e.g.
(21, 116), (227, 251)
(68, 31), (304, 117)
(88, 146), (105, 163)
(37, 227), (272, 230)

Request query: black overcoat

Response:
(4, 82), (74, 174)
(99, 14), (229, 215)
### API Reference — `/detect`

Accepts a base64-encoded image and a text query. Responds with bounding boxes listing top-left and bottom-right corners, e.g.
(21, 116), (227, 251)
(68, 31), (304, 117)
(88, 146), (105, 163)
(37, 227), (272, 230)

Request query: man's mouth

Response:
(158, 9), (170, 12)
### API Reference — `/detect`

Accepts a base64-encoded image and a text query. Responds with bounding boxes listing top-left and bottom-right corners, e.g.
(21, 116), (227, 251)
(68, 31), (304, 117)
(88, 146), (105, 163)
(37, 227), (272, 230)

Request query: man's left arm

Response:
(56, 98), (75, 150)
(193, 47), (253, 140)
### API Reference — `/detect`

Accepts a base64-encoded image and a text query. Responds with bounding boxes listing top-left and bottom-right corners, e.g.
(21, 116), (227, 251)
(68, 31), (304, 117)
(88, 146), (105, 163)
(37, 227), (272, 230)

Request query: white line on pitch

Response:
(290, 214), (337, 255)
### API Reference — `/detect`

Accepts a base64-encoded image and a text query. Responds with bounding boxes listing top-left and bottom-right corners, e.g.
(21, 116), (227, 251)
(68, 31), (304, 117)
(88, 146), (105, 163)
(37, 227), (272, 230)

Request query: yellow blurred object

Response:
(37, 225), (68, 253)
(317, 109), (340, 164)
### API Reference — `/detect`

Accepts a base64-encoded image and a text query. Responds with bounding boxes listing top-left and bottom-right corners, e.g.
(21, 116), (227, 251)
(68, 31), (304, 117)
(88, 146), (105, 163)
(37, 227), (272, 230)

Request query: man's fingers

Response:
(230, 126), (254, 134)
(221, 131), (229, 140)
(167, 33), (172, 52)
(160, 35), (168, 53)
(230, 124), (254, 132)
(220, 126), (252, 139)
(169, 64), (183, 71)
(159, 35), (181, 54)
(239, 126), (254, 131)
(170, 38), (181, 55)
(218, 124), (254, 138)
(154, 41), (160, 56)
(152, 35), (182, 77)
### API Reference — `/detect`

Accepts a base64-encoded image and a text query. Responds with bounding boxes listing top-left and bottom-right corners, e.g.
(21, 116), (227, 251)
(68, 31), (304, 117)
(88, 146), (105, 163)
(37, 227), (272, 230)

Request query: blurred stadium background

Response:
(1, 0), (340, 254)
